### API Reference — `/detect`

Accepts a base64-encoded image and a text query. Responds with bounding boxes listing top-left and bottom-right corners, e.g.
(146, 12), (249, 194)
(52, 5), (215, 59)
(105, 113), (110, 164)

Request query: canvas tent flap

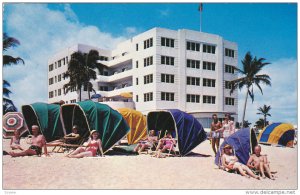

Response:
(214, 128), (257, 166)
(257, 123), (295, 147)
(117, 108), (147, 145)
(147, 109), (207, 156)
(22, 102), (64, 142)
(61, 100), (130, 153)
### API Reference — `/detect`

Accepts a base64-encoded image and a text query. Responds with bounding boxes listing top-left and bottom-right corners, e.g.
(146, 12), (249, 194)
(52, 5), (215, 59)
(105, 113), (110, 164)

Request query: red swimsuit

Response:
(86, 141), (98, 156)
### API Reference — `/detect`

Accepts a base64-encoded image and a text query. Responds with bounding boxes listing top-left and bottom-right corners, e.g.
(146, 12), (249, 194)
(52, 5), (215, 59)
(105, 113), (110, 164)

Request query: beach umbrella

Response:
(147, 109), (207, 156)
(21, 102), (65, 142)
(257, 123), (295, 147)
(91, 93), (101, 99)
(3, 112), (29, 138)
(61, 100), (130, 153)
(119, 92), (133, 98)
(117, 108), (147, 144)
(214, 128), (257, 166)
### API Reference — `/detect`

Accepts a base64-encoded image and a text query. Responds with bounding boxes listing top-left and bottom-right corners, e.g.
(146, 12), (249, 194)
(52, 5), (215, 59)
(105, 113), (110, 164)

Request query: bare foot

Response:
(256, 176), (261, 180)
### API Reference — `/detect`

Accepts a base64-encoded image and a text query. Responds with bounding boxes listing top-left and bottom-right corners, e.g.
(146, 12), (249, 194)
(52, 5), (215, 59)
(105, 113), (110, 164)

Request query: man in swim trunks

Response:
(9, 125), (49, 157)
(247, 145), (275, 179)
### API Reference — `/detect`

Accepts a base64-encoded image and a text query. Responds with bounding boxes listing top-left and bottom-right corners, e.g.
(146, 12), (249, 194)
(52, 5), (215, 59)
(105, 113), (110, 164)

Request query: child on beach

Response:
(10, 130), (24, 151)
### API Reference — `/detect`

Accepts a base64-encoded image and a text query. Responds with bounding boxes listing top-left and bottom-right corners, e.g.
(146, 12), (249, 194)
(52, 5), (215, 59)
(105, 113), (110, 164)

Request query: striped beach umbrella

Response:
(257, 123), (295, 147)
(3, 112), (28, 138)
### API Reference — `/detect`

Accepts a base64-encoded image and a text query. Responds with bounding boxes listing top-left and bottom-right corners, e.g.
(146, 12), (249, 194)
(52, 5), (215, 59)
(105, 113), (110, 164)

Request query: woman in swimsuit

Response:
(9, 125), (49, 157)
(10, 130), (24, 151)
(217, 114), (235, 140)
(221, 144), (260, 179)
(67, 130), (104, 158)
(134, 130), (158, 154)
(153, 131), (176, 158)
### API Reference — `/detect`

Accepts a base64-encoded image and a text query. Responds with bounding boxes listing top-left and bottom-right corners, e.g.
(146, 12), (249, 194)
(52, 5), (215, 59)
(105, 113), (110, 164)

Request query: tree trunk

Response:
(79, 86), (82, 102)
(241, 86), (249, 128)
(264, 115), (266, 128)
(88, 88), (91, 100)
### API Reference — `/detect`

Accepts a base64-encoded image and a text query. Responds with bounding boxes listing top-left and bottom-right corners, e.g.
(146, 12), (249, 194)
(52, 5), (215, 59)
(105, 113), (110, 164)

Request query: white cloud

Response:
(237, 58), (297, 126)
(159, 9), (170, 17)
(3, 4), (131, 110)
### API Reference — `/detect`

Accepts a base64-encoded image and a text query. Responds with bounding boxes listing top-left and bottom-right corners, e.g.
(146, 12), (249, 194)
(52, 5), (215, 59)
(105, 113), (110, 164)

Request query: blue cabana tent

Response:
(214, 128), (257, 166)
(147, 109), (207, 156)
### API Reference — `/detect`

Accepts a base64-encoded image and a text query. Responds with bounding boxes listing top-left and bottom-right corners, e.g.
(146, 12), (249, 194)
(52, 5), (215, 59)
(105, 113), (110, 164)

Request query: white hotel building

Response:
(48, 27), (238, 128)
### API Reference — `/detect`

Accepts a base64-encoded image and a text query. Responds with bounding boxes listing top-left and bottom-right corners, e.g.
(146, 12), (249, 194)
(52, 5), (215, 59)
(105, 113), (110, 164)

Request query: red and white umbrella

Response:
(3, 112), (28, 138)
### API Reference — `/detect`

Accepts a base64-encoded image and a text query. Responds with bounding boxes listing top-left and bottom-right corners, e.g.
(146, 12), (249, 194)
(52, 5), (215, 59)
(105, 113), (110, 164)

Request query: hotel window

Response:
(70, 86), (77, 92)
(144, 56), (153, 67)
(98, 86), (108, 91)
(55, 90), (57, 97)
(203, 78), (216, 87)
(49, 78), (53, 85)
(187, 94), (200, 103)
(161, 74), (174, 83)
(49, 91), (54, 98)
(187, 76), (200, 86)
(203, 95), (216, 104)
(63, 58), (65, 65)
(203, 44), (216, 54)
(225, 64), (235, 74)
(136, 43), (139, 51)
(225, 81), (234, 90)
(55, 62), (57, 69)
(187, 59), (200, 69)
(144, 92), (153, 102)
(186, 41), (200, 51)
(225, 48), (235, 58)
(70, 99), (76, 103)
(203, 61), (216, 71)
(136, 95), (139, 102)
(136, 61), (139, 68)
(144, 74), (153, 84)
(58, 60), (61, 67)
(66, 56), (68, 64)
(144, 38), (153, 49)
(55, 76), (57, 83)
(161, 37), (175, 48)
(161, 55), (175, 66)
(225, 97), (235, 105)
(49, 64), (53, 72)
(58, 89), (61, 96)
(136, 78), (139, 85)
(161, 92), (175, 101)
(58, 74), (61, 82)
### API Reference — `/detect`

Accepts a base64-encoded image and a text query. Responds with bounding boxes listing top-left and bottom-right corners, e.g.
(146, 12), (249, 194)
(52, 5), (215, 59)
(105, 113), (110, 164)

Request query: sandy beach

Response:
(2, 137), (297, 190)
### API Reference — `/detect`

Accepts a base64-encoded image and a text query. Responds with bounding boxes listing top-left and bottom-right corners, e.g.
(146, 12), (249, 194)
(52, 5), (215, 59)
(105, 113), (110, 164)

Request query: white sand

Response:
(2, 138), (297, 190)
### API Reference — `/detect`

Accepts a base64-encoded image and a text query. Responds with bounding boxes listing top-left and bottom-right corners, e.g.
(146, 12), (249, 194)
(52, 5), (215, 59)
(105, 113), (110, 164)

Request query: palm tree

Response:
(257, 104), (271, 127)
(3, 80), (17, 114)
(230, 52), (271, 127)
(3, 33), (24, 67)
(255, 118), (265, 129)
(64, 50), (104, 101)
(3, 33), (24, 113)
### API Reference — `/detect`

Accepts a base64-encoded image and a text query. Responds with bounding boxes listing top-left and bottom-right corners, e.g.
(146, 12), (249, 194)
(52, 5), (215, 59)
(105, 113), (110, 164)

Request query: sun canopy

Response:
(257, 123), (295, 147)
(21, 103), (64, 142)
(117, 108), (147, 144)
(215, 128), (257, 166)
(147, 109), (207, 156)
(61, 100), (130, 153)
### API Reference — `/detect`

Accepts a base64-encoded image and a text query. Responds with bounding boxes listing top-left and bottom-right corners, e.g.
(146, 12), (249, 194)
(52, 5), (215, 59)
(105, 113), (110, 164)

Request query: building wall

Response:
(48, 27), (238, 127)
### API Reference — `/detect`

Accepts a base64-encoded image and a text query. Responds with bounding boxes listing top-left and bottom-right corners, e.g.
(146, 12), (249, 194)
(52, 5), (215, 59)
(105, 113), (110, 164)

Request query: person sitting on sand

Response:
(221, 144), (260, 180)
(134, 130), (158, 154)
(66, 130), (104, 158)
(247, 145), (275, 180)
(9, 125), (49, 157)
(10, 130), (24, 151)
(153, 131), (176, 158)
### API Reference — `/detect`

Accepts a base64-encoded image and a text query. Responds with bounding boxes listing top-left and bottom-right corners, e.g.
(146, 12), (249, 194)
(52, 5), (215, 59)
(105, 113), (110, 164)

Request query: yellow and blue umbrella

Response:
(257, 123), (295, 147)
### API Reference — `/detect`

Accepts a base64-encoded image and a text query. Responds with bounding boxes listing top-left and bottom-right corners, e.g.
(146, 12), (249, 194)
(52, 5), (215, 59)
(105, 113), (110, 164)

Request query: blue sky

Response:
(3, 3), (298, 125)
